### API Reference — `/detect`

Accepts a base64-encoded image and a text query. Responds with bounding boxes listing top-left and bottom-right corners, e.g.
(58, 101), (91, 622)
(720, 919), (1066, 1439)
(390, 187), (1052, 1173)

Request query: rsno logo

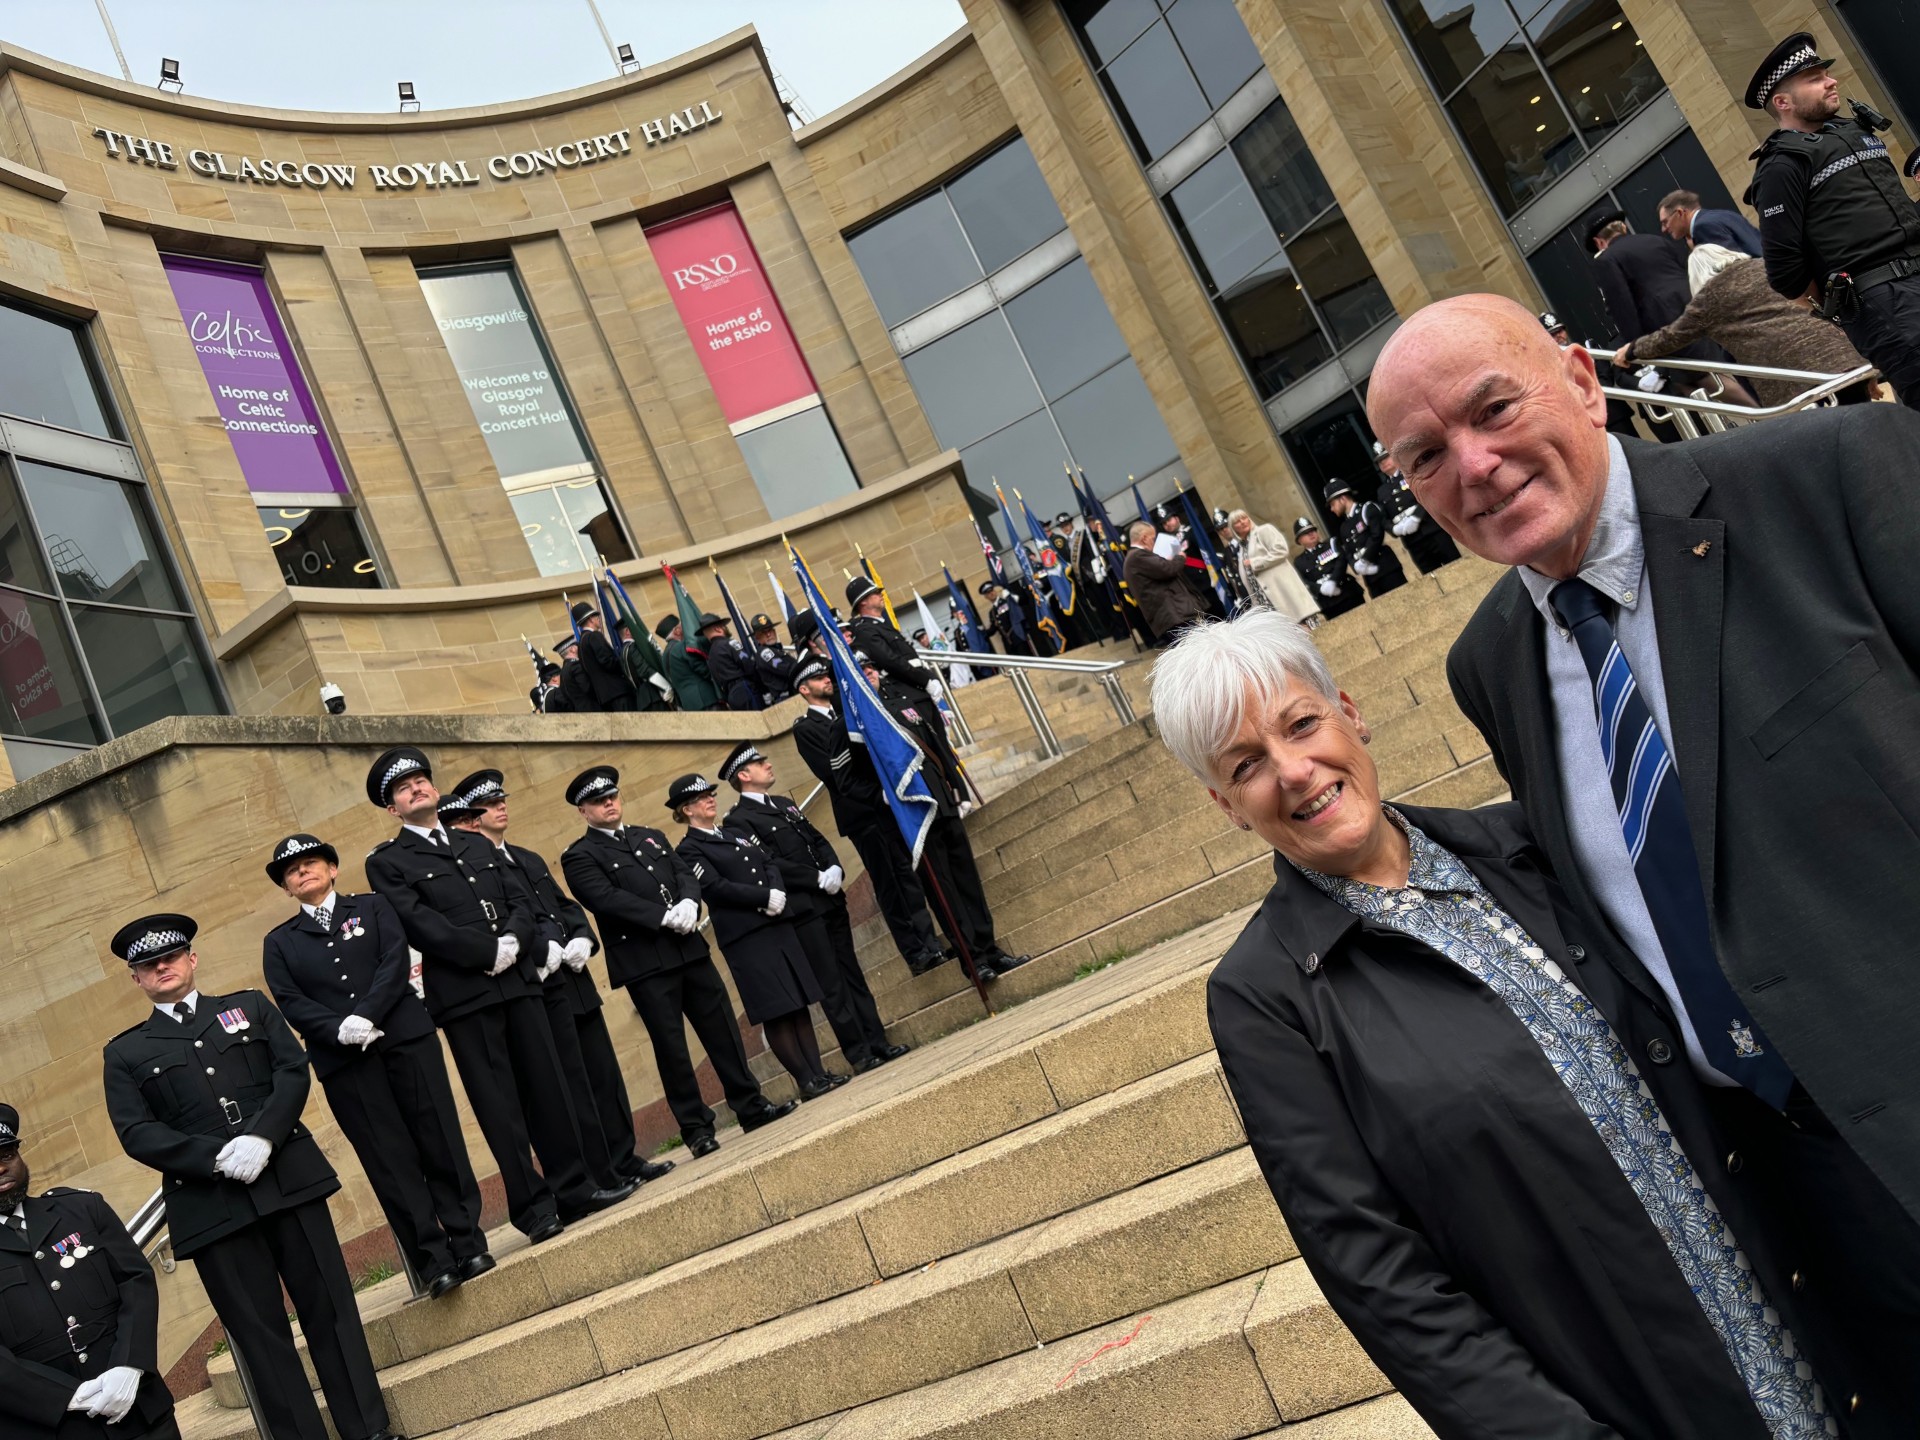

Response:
(671, 254), (739, 289)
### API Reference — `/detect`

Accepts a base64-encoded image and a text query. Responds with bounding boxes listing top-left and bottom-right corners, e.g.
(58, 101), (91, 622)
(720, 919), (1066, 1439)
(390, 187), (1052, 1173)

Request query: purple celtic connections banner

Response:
(161, 255), (348, 496)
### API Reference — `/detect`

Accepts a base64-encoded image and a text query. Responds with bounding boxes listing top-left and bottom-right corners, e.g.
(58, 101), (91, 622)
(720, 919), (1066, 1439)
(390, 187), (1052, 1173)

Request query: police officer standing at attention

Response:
(442, 771), (672, 1190)
(1323, 479), (1406, 600)
(1369, 440), (1458, 574)
(1291, 516), (1364, 620)
(846, 575), (939, 699)
(261, 834), (488, 1300)
(1746, 33), (1920, 407)
(364, 748), (630, 1245)
(570, 603), (639, 711)
(101, 917), (394, 1440)
(560, 766), (798, 1156)
(0, 1103), (178, 1440)
(719, 741), (907, 1075)
(746, 613), (796, 704)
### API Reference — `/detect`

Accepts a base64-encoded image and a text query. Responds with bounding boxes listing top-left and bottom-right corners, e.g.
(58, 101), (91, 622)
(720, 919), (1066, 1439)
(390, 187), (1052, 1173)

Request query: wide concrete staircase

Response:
(179, 555), (1505, 1439)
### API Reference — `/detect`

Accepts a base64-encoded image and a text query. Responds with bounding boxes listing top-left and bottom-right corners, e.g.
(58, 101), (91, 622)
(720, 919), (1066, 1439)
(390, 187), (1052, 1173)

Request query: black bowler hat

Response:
(1323, 479), (1356, 504)
(911, 628), (928, 643)
(696, 612), (728, 634)
(1746, 32), (1833, 111)
(791, 656), (831, 688)
(554, 632), (579, 654)
(1293, 516), (1319, 539)
(1053, 512), (1074, 527)
(566, 765), (620, 807)
(449, 769), (508, 811)
(748, 612), (776, 634)
(851, 648), (874, 668)
(366, 746), (432, 807)
(570, 601), (597, 625)
(0, 1102), (18, 1148)
(538, 660), (561, 679)
(111, 913), (198, 967)
(978, 579), (1001, 594)
(437, 795), (479, 825)
(265, 833), (339, 886)
(846, 575), (882, 608)
(654, 614), (680, 641)
(1905, 145), (1920, 181)
(666, 773), (717, 811)
(718, 741), (765, 784)
(789, 611), (820, 646)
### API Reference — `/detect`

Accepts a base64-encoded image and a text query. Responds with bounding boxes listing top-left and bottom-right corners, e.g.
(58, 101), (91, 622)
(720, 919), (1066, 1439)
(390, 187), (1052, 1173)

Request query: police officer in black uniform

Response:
(1291, 517), (1364, 620)
(529, 657), (564, 715)
(1370, 441), (1459, 574)
(0, 1103), (178, 1440)
(261, 834), (487, 1300)
(570, 602), (639, 711)
(1323, 479), (1406, 600)
(100, 917), (393, 1440)
(555, 633), (593, 714)
(1745, 32), (1920, 407)
(363, 747), (630, 1245)
(846, 575), (938, 698)
(443, 771), (672, 1191)
(978, 580), (1032, 657)
(719, 741), (907, 1075)
(745, 613), (796, 704)
(559, 766), (797, 1156)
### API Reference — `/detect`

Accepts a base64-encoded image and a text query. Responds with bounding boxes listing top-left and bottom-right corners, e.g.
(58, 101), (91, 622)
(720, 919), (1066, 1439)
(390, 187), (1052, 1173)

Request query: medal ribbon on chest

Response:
(216, 1007), (250, 1034)
(51, 1232), (91, 1267)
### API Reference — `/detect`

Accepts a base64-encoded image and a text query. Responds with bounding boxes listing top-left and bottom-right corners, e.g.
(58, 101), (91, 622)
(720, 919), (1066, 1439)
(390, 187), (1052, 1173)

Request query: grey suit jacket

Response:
(1447, 404), (1920, 1223)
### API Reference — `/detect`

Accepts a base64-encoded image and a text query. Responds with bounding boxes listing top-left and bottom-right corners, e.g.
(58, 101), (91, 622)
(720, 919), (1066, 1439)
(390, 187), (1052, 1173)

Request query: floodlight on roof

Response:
(398, 81), (420, 113)
(158, 57), (182, 93)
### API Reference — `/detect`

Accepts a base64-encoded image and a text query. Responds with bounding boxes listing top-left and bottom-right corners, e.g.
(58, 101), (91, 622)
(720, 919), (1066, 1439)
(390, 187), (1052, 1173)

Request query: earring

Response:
(1234, 819), (1252, 831)
(1360, 729), (1372, 745)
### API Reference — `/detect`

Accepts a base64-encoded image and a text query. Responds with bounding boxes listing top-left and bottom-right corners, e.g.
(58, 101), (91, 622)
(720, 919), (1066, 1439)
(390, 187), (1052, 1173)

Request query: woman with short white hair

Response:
(1224, 508), (1318, 624)
(1159, 609), (1844, 1440)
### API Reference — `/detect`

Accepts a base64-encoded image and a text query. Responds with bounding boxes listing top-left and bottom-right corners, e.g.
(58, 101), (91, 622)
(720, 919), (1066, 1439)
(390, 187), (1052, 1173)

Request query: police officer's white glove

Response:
(764, 888), (787, 916)
(215, 1135), (273, 1185)
(1391, 512), (1421, 536)
(819, 864), (844, 895)
(563, 937), (593, 971)
(336, 1014), (378, 1048)
(1352, 557), (1379, 576)
(1317, 577), (1339, 597)
(489, 935), (519, 975)
(87, 1367), (143, 1423)
(538, 940), (564, 981)
(925, 677), (945, 702)
(958, 800), (978, 819)
(68, 1379), (99, 1413)
(663, 899), (699, 933)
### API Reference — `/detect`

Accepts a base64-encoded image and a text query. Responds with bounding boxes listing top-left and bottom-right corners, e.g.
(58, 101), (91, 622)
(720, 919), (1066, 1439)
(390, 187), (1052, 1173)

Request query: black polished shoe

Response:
(584, 1177), (640, 1212)
(738, 1098), (800, 1131)
(905, 952), (944, 976)
(796, 1077), (836, 1102)
(687, 1134), (720, 1157)
(973, 960), (1001, 982)
(990, 952), (1031, 972)
(527, 1216), (566, 1245)
(851, 1053), (887, 1075)
(364, 1432), (409, 1440)
(426, 1269), (463, 1300)
(822, 1070), (852, 1088)
(456, 1252), (496, 1282)
(877, 1043), (910, 1062)
(623, 1157), (676, 1183)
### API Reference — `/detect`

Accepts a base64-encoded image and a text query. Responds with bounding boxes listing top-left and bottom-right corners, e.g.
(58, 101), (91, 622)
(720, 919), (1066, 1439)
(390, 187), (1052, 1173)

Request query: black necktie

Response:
(5, 1209), (23, 1235)
(171, 1001), (193, 1024)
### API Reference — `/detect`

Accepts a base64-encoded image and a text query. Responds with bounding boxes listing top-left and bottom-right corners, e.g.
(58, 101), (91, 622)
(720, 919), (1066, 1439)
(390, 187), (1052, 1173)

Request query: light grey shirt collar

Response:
(1517, 435), (1645, 628)
(301, 891), (338, 920)
(154, 988), (202, 1018)
(403, 822), (450, 845)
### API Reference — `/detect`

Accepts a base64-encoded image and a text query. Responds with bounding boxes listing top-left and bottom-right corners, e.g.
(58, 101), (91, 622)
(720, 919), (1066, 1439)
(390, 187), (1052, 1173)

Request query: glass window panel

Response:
(1066, 0), (1162, 64)
(1282, 392), (1379, 532)
(0, 587), (103, 745)
(947, 138), (1067, 275)
(1289, 212), (1398, 349)
(2, 736), (91, 782)
(958, 412), (1073, 545)
(1169, 149), (1283, 295)
(902, 312), (1045, 449)
(1051, 362), (1181, 507)
(0, 464), (53, 593)
(1231, 96), (1337, 243)
(1611, 129), (1737, 235)
(846, 192), (983, 327)
(510, 487), (588, 578)
(1003, 260), (1130, 402)
(554, 479), (636, 566)
(1217, 254), (1333, 396)
(1388, 0), (1522, 95)
(71, 606), (219, 737)
(1529, 0), (1664, 149)
(0, 302), (113, 438)
(1446, 45), (1581, 214)
(734, 407), (861, 520)
(1103, 20), (1214, 160)
(259, 505), (383, 590)
(1164, 0), (1264, 109)
(17, 462), (185, 611)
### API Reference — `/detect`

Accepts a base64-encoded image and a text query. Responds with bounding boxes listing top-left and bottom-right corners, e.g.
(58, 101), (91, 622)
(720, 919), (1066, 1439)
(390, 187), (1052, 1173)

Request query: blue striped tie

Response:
(1550, 578), (1794, 1108)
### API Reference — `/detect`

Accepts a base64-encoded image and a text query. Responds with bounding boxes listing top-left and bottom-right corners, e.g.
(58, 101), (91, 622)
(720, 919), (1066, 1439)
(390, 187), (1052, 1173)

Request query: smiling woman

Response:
(1153, 608), (1849, 1440)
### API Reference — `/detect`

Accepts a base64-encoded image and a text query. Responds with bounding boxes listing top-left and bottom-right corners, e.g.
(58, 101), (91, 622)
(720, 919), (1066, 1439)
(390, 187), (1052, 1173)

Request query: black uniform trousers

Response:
(318, 1033), (483, 1281)
(793, 900), (888, 1064)
(440, 994), (597, 1232)
(845, 821), (942, 966)
(919, 812), (1005, 962)
(192, 1201), (386, 1440)
(1400, 527), (1459, 574)
(537, 985), (623, 1189)
(1842, 272), (1920, 411)
(572, 1002), (644, 1178)
(624, 959), (767, 1143)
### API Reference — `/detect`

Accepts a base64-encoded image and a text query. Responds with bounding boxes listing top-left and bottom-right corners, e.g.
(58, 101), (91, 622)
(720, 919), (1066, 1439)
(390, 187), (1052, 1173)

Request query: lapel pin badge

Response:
(1691, 540), (1712, 557)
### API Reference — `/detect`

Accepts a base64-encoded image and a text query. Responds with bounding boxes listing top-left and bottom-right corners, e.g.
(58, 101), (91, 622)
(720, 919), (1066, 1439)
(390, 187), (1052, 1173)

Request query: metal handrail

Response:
(1572, 340), (1878, 437)
(912, 645), (1140, 754)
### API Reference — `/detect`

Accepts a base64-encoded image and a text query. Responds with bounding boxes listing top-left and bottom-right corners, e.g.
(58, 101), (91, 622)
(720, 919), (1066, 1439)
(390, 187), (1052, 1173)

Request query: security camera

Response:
(320, 682), (347, 716)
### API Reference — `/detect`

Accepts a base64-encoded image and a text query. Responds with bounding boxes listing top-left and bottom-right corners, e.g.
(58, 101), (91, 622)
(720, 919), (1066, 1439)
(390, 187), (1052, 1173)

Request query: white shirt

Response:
(1517, 435), (1735, 1086)
(402, 822), (451, 846)
(739, 791), (770, 805)
(154, 988), (203, 1019)
(301, 890), (338, 921)
(589, 824), (623, 839)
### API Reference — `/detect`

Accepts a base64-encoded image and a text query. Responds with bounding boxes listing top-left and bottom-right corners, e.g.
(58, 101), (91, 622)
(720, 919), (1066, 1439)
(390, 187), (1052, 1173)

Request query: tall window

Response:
(1065, 0), (1396, 407)
(0, 300), (222, 781)
(847, 137), (1183, 534)
(417, 264), (634, 578)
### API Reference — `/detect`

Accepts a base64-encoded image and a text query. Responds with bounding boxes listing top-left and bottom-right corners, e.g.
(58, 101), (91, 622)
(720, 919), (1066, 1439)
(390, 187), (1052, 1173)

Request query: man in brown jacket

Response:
(1122, 520), (1204, 645)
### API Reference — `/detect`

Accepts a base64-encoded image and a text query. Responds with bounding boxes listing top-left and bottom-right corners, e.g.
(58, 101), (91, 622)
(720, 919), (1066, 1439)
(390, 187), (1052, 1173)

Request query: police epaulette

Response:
(367, 838), (394, 856)
(44, 1185), (95, 1197)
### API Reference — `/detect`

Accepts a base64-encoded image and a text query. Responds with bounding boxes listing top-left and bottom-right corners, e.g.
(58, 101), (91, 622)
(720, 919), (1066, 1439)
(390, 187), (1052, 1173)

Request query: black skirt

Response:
(714, 918), (822, 1023)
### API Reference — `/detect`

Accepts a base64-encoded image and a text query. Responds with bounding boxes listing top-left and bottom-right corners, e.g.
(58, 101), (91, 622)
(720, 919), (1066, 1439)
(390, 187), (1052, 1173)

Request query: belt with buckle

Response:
(218, 1097), (244, 1130)
(1851, 251), (1920, 295)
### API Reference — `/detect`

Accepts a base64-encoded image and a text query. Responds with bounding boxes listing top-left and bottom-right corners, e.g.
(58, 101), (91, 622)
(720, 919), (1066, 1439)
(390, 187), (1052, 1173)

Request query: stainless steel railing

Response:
(1589, 349), (1878, 439)
(912, 646), (1140, 761)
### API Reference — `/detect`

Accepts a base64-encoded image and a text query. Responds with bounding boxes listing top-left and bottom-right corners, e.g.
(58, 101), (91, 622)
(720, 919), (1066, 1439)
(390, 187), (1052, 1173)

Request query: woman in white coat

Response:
(1228, 509), (1319, 625)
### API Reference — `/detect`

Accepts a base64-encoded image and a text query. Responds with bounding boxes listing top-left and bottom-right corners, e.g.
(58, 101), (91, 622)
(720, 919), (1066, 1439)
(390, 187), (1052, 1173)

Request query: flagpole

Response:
(916, 859), (994, 1016)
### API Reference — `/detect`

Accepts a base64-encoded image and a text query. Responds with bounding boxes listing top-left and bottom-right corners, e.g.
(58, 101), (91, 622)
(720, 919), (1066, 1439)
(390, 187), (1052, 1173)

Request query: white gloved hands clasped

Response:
(662, 899), (700, 934)
(214, 1135), (273, 1185)
(489, 935), (520, 975)
(563, 936), (593, 971)
(536, 940), (564, 981)
(958, 800), (978, 819)
(86, 1367), (142, 1424)
(1317, 577), (1339, 597)
(336, 1014), (379, 1048)
(764, 888), (787, 916)
(818, 865), (844, 896)
(925, 677), (945, 702)
(1391, 512), (1421, 536)
(1352, 557), (1379, 577)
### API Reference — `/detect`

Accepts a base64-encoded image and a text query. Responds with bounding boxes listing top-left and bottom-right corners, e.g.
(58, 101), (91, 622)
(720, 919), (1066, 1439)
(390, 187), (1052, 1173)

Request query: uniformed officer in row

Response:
(719, 741), (907, 1074)
(846, 575), (938, 700)
(100, 918), (393, 1440)
(1290, 516), (1364, 620)
(363, 748), (632, 1245)
(1746, 32), (1920, 408)
(1369, 440), (1458, 574)
(1322, 479), (1406, 600)
(559, 766), (799, 1155)
(260, 834), (488, 1300)
(746, 613), (797, 704)
(0, 1103), (178, 1440)
(443, 770), (673, 1190)
(977, 579), (1033, 657)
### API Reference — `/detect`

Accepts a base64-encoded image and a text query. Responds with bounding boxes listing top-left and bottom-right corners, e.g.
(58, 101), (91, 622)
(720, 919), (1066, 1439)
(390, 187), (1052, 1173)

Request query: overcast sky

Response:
(1, 0), (968, 119)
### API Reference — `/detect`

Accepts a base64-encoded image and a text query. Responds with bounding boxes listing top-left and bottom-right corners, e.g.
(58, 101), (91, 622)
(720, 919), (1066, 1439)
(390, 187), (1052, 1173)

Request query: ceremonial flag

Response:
(1069, 471), (1132, 620)
(602, 569), (672, 704)
(662, 563), (705, 639)
(592, 572), (621, 646)
(766, 565), (798, 623)
(708, 559), (755, 641)
(1176, 480), (1235, 613)
(789, 544), (938, 865)
(993, 481), (1064, 654)
(942, 564), (989, 653)
(1016, 489), (1075, 617)
(856, 546), (903, 631)
(1131, 479), (1153, 528)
